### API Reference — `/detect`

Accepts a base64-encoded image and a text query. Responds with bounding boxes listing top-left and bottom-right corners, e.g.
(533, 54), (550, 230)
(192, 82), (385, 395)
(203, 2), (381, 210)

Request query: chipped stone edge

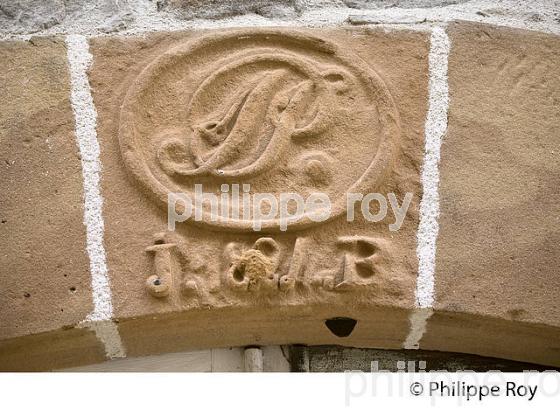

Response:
(66, 34), (125, 359)
(404, 25), (450, 350)
(403, 308), (434, 350)
(78, 320), (125, 359)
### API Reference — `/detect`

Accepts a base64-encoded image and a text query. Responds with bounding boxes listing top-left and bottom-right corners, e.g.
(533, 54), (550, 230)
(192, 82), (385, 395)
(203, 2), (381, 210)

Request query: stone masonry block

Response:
(422, 22), (560, 366)
(0, 37), (106, 370)
(88, 27), (430, 355)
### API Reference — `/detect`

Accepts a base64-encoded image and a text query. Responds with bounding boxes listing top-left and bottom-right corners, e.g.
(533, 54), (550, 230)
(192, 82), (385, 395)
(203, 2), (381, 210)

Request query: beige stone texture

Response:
(118, 306), (411, 357)
(0, 327), (106, 371)
(0, 38), (95, 340)
(88, 27), (429, 353)
(422, 312), (560, 367)
(421, 22), (560, 366)
(1, 22), (559, 370)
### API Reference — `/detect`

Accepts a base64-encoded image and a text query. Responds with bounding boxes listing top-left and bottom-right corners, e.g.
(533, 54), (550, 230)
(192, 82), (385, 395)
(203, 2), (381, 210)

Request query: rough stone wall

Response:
(1, 0), (559, 37)
(0, 1), (559, 371)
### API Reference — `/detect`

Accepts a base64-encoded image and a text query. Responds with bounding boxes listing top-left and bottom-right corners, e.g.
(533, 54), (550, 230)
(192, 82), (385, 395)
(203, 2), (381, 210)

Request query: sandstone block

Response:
(0, 37), (106, 370)
(88, 28), (430, 354)
(0, 38), (93, 338)
(422, 22), (560, 366)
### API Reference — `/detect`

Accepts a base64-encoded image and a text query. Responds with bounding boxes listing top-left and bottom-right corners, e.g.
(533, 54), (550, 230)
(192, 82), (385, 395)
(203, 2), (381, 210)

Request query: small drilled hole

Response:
(233, 264), (245, 282)
(23, 292), (31, 298)
(325, 317), (357, 337)
(153, 279), (161, 286)
(69, 286), (76, 293)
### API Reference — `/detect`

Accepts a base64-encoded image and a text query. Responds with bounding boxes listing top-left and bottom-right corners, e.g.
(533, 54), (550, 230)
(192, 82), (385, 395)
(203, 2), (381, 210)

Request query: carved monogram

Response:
(119, 30), (400, 232)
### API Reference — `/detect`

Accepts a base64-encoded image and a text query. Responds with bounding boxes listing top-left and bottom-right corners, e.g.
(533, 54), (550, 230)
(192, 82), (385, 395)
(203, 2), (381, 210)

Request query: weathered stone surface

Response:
(88, 28), (429, 352)
(2, 18), (557, 372)
(422, 22), (560, 366)
(0, 0), (133, 35)
(343, 0), (467, 9)
(0, 327), (106, 371)
(0, 38), (94, 340)
(118, 306), (412, 357)
(422, 312), (560, 367)
(157, 0), (300, 20)
(0, 0), (65, 33)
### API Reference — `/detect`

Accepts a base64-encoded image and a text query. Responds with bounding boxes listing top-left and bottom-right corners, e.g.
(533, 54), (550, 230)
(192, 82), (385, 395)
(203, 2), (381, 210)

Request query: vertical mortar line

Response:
(66, 34), (125, 358)
(404, 25), (450, 349)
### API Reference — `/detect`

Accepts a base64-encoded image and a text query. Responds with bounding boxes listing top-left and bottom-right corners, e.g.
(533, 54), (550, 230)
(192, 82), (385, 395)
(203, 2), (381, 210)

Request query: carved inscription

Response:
(144, 233), (392, 300)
